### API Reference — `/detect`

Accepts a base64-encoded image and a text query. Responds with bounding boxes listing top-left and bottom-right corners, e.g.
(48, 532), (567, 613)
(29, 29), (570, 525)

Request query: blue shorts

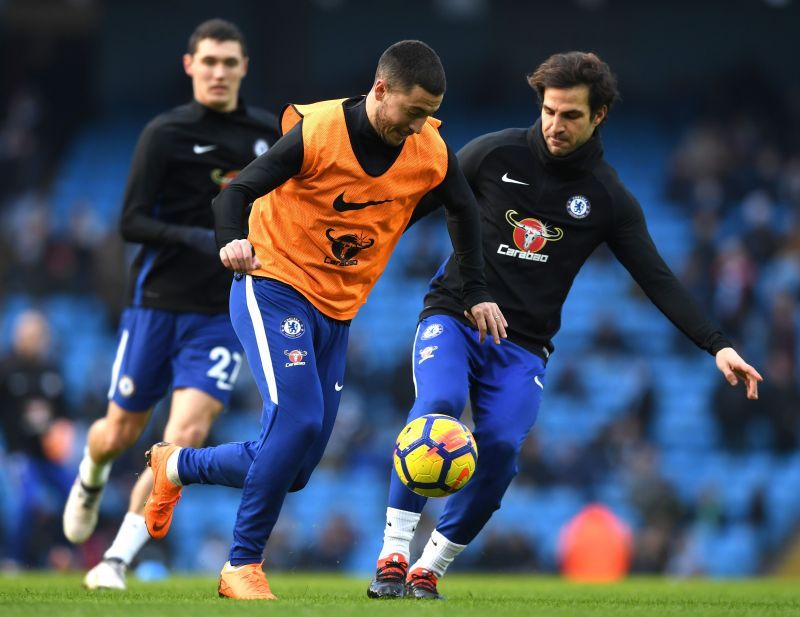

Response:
(107, 307), (242, 411)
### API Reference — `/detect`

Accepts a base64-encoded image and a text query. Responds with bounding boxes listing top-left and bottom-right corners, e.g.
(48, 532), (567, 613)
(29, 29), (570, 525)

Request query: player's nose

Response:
(409, 118), (425, 134)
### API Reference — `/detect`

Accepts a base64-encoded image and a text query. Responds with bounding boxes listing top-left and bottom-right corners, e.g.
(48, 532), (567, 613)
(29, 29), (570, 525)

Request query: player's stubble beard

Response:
(373, 102), (402, 146)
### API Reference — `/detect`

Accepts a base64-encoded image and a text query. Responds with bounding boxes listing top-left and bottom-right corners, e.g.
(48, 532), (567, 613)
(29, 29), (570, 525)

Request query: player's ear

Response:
(374, 79), (388, 102)
(592, 105), (608, 127)
(183, 53), (194, 77)
(241, 56), (249, 77)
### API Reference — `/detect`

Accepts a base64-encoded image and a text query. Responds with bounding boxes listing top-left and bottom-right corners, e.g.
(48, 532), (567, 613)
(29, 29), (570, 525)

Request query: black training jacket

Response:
(415, 120), (731, 359)
(120, 99), (279, 314)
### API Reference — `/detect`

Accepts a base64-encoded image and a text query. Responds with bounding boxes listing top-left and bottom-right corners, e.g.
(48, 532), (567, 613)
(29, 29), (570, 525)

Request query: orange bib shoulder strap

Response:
(279, 99), (348, 136)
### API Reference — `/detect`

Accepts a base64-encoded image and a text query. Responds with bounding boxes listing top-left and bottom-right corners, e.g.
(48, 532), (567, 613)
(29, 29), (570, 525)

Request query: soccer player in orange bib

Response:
(143, 40), (507, 600)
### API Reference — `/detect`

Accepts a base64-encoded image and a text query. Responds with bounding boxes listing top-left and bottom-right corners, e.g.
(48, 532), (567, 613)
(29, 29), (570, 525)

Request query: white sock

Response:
(104, 512), (150, 566)
(378, 507), (421, 562)
(166, 448), (183, 486)
(79, 446), (111, 488)
(411, 529), (466, 578)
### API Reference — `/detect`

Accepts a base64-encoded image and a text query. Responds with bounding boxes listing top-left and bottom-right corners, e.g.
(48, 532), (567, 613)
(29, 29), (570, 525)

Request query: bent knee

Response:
(291, 415), (324, 443)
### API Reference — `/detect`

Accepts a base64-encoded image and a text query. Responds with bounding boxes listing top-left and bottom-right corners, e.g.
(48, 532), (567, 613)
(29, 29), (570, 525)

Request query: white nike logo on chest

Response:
(193, 144), (217, 154)
(501, 173), (529, 186)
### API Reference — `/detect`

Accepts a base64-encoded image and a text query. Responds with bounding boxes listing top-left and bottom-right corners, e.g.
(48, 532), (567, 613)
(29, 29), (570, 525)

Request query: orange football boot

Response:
(218, 561), (277, 600)
(143, 442), (182, 539)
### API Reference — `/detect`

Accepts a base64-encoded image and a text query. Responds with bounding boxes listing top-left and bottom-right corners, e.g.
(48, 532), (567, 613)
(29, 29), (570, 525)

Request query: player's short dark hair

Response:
(528, 52), (620, 118)
(188, 18), (247, 56)
(375, 40), (446, 96)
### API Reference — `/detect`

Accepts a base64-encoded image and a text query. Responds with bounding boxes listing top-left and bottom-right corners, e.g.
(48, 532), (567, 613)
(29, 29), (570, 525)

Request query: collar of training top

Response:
(528, 118), (604, 176)
(192, 97), (248, 118)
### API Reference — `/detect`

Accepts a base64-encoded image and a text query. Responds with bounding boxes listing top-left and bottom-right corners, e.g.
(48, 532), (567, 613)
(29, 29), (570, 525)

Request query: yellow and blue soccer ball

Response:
(393, 413), (478, 497)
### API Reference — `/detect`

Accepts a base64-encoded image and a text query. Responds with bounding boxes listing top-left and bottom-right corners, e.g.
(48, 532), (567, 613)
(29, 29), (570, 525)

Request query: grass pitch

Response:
(1, 572), (799, 616)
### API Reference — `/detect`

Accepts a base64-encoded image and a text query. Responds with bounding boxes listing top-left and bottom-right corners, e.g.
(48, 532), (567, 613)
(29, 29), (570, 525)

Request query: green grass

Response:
(1, 573), (799, 616)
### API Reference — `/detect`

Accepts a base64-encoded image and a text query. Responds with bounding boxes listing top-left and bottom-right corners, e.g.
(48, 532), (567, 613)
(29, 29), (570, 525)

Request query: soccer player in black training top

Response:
(368, 51), (763, 600)
(62, 19), (280, 590)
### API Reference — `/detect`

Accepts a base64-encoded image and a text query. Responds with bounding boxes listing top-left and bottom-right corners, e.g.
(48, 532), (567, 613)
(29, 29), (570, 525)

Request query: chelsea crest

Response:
(566, 195), (591, 219)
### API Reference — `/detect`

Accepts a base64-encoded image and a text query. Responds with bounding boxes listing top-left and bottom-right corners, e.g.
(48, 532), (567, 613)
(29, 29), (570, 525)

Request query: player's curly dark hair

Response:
(376, 40), (446, 96)
(528, 52), (620, 118)
(188, 18), (247, 56)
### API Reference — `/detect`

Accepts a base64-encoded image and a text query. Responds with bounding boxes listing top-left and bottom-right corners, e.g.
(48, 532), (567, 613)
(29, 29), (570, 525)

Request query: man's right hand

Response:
(463, 301), (508, 344)
(219, 239), (262, 273)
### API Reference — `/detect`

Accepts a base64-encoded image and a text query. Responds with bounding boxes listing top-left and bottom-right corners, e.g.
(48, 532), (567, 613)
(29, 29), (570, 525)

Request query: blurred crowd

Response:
(1, 66), (799, 577)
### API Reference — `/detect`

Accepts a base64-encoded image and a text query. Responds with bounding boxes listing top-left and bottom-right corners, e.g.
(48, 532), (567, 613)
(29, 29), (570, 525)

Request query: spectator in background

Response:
(758, 240), (800, 308)
(516, 435), (558, 488)
(0, 310), (73, 567)
(0, 86), (44, 199)
(468, 529), (538, 573)
(782, 156), (800, 208)
(43, 205), (105, 295)
(665, 123), (729, 210)
(617, 444), (684, 575)
(766, 292), (797, 373)
(590, 314), (630, 356)
(680, 209), (720, 315)
(297, 514), (357, 571)
(712, 239), (757, 339)
(740, 190), (779, 266)
(2, 193), (50, 296)
(548, 359), (588, 401)
(757, 349), (800, 453)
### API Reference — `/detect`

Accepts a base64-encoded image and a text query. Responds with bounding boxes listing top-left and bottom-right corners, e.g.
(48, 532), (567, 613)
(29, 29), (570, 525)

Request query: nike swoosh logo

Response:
(501, 173), (529, 186)
(534, 376), (544, 390)
(333, 192), (394, 212)
(335, 382), (344, 391)
(193, 144), (217, 154)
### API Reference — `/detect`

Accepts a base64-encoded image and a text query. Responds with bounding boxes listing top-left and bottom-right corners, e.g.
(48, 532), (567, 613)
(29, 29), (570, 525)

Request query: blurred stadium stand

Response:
(1, 0), (799, 579)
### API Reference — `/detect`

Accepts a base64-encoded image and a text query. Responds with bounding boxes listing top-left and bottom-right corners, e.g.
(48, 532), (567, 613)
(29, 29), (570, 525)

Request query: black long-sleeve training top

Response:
(212, 96), (491, 311)
(415, 119), (732, 360)
(120, 99), (280, 314)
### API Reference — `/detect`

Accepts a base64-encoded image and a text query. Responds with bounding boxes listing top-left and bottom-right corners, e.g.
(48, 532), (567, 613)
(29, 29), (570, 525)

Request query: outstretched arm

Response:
(608, 188), (763, 400)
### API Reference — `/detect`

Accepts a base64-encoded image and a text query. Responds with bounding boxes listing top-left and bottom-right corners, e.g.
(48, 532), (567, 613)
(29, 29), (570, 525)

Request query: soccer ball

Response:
(393, 413), (478, 497)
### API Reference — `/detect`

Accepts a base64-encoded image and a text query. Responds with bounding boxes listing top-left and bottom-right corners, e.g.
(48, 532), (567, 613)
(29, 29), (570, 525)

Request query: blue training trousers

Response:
(388, 314), (546, 545)
(177, 275), (348, 565)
